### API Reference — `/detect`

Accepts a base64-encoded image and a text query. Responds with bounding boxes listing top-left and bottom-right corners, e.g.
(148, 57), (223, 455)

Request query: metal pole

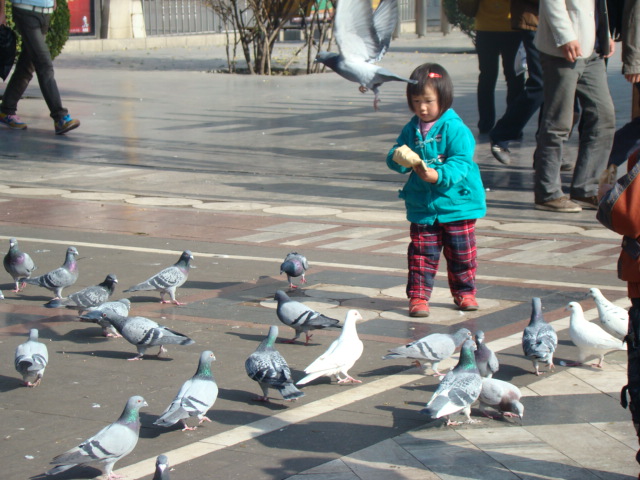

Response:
(415, 0), (427, 37)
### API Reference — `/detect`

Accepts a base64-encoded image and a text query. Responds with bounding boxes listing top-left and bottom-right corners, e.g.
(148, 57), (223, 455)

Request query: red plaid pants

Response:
(407, 219), (478, 300)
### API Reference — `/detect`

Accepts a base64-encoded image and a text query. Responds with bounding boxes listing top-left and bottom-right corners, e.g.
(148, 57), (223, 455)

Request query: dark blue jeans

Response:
(1, 7), (67, 121)
(475, 30), (525, 134)
(490, 30), (543, 144)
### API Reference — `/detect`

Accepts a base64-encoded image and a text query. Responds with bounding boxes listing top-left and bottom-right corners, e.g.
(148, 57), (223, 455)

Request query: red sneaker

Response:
(454, 295), (479, 311)
(409, 298), (430, 317)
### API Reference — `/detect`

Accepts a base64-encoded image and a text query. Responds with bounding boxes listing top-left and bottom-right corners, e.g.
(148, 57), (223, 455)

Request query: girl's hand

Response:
(414, 163), (438, 183)
(393, 145), (424, 168)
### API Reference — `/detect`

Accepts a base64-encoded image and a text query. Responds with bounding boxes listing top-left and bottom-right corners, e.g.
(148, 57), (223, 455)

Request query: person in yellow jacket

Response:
(474, 0), (525, 134)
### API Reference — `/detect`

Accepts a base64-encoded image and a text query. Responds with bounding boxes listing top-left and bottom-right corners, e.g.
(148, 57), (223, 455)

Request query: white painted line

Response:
(0, 236), (625, 291)
(117, 371), (426, 478)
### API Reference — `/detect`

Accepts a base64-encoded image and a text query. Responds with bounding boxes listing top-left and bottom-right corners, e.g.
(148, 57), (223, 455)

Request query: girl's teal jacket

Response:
(386, 109), (487, 225)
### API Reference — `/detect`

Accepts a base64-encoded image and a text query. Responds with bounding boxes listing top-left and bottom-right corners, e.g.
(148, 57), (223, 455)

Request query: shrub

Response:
(442, 0), (476, 44)
(5, 0), (70, 60)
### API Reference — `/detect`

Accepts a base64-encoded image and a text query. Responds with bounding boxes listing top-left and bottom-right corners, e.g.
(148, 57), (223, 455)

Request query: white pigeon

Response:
(588, 288), (628, 340)
(382, 327), (471, 376)
(478, 378), (524, 420)
(297, 310), (364, 385)
(420, 339), (482, 425)
(47, 396), (147, 479)
(566, 301), (627, 368)
(15, 328), (49, 387)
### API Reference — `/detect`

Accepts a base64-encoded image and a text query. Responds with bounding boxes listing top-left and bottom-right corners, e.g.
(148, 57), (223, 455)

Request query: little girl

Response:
(386, 63), (486, 318)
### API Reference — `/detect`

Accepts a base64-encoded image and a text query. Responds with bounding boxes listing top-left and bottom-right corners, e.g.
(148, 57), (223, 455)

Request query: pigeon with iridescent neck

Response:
(420, 339), (482, 425)
(3, 237), (37, 292)
(46, 395), (147, 479)
(155, 351), (218, 431)
(24, 246), (78, 299)
(44, 273), (117, 313)
(124, 250), (193, 305)
(522, 297), (558, 375)
(245, 325), (305, 402)
(280, 252), (308, 289)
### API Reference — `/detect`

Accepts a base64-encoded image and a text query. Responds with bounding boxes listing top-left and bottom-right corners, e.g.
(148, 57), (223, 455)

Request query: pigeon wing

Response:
(335, 0), (382, 62)
(371, 0), (398, 61)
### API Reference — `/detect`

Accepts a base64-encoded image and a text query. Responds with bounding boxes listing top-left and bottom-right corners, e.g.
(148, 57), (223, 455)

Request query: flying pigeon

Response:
(98, 311), (195, 360)
(24, 246), (78, 299)
(382, 327), (471, 376)
(153, 454), (170, 480)
(315, 0), (416, 110)
(280, 252), (308, 289)
(3, 237), (37, 292)
(478, 378), (524, 420)
(588, 287), (628, 340)
(565, 301), (627, 368)
(124, 250), (193, 305)
(46, 395), (147, 479)
(297, 309), (364, 385)
(14, 328), (48, 387)
(522, 297), (558, 376)
(79, 298), (132, 337)
(274, 289), (341, 345)
(44, 273), (117, 312)
(245, 325), (305, 402)
(154, 350), (218, 431)
(474, 330), (499, 378)
(420, 339), (482, 425)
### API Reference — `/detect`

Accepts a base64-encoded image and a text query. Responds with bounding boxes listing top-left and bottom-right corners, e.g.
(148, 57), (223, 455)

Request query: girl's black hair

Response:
(406, 63), (453, 116)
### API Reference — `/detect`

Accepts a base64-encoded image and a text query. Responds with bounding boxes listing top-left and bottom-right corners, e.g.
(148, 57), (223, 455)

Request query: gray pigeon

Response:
(154, 350), (218, 431)
(24, 246), (78, 299)
(99, 311), (195, 360)
(15, 328), (48, 387)
(420, 339), (482, 425)
(522, 297), (558, 376)
(297, 309), (364, 385)
(478, 378), (524, 420)
(3, 237), (37, 292)
(153, 454), (170, 480)
(383, 327), (472, 376)
(274, 289), (341, 345)
(245, 325), (305, 402)
(474, 330), (499, 378)
(280, 252), (308, 289)
(46, 395), (147, 478)
(44, 273), (117, 312)
(315, 0), (416, 110)
(124, 250), (193, 305)
(588, 287), (628, 340)
(79, 298), (132, 337)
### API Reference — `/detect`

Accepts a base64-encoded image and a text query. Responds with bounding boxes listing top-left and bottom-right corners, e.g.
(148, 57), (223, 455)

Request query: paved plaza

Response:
(0, 30), (638, 479)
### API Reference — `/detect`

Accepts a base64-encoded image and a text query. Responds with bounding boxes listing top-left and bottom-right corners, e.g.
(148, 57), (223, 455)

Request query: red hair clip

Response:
(427, 72), (442, 78)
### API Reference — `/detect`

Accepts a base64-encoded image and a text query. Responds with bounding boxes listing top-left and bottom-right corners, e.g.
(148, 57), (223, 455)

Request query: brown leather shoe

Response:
(409, 298), (430, 317)
(535, 196), (582, 213)
(570, 195), (599, 209)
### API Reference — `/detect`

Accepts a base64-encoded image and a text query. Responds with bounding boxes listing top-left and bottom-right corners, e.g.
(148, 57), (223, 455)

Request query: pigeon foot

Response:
(181, 424), (198, 432)
(127, 355), (144, 361)
(105, 472), (125, 480)
(283, 338), (298, 344)
(502, 412), (519, 418)
(198, 416), (212, 424)
(252, 395), (270, 402)
(337, 376), (361, 384)
(157, 345), (167, 357)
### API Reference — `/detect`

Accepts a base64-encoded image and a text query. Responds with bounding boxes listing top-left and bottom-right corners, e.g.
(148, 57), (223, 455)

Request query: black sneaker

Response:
(490, 142), (511, 165)
(54, 114), (80, 135)
(570, 195), (599, 209)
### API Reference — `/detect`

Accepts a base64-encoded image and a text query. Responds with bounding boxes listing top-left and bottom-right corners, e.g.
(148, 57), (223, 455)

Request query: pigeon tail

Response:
(278, 383), (305, 400)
